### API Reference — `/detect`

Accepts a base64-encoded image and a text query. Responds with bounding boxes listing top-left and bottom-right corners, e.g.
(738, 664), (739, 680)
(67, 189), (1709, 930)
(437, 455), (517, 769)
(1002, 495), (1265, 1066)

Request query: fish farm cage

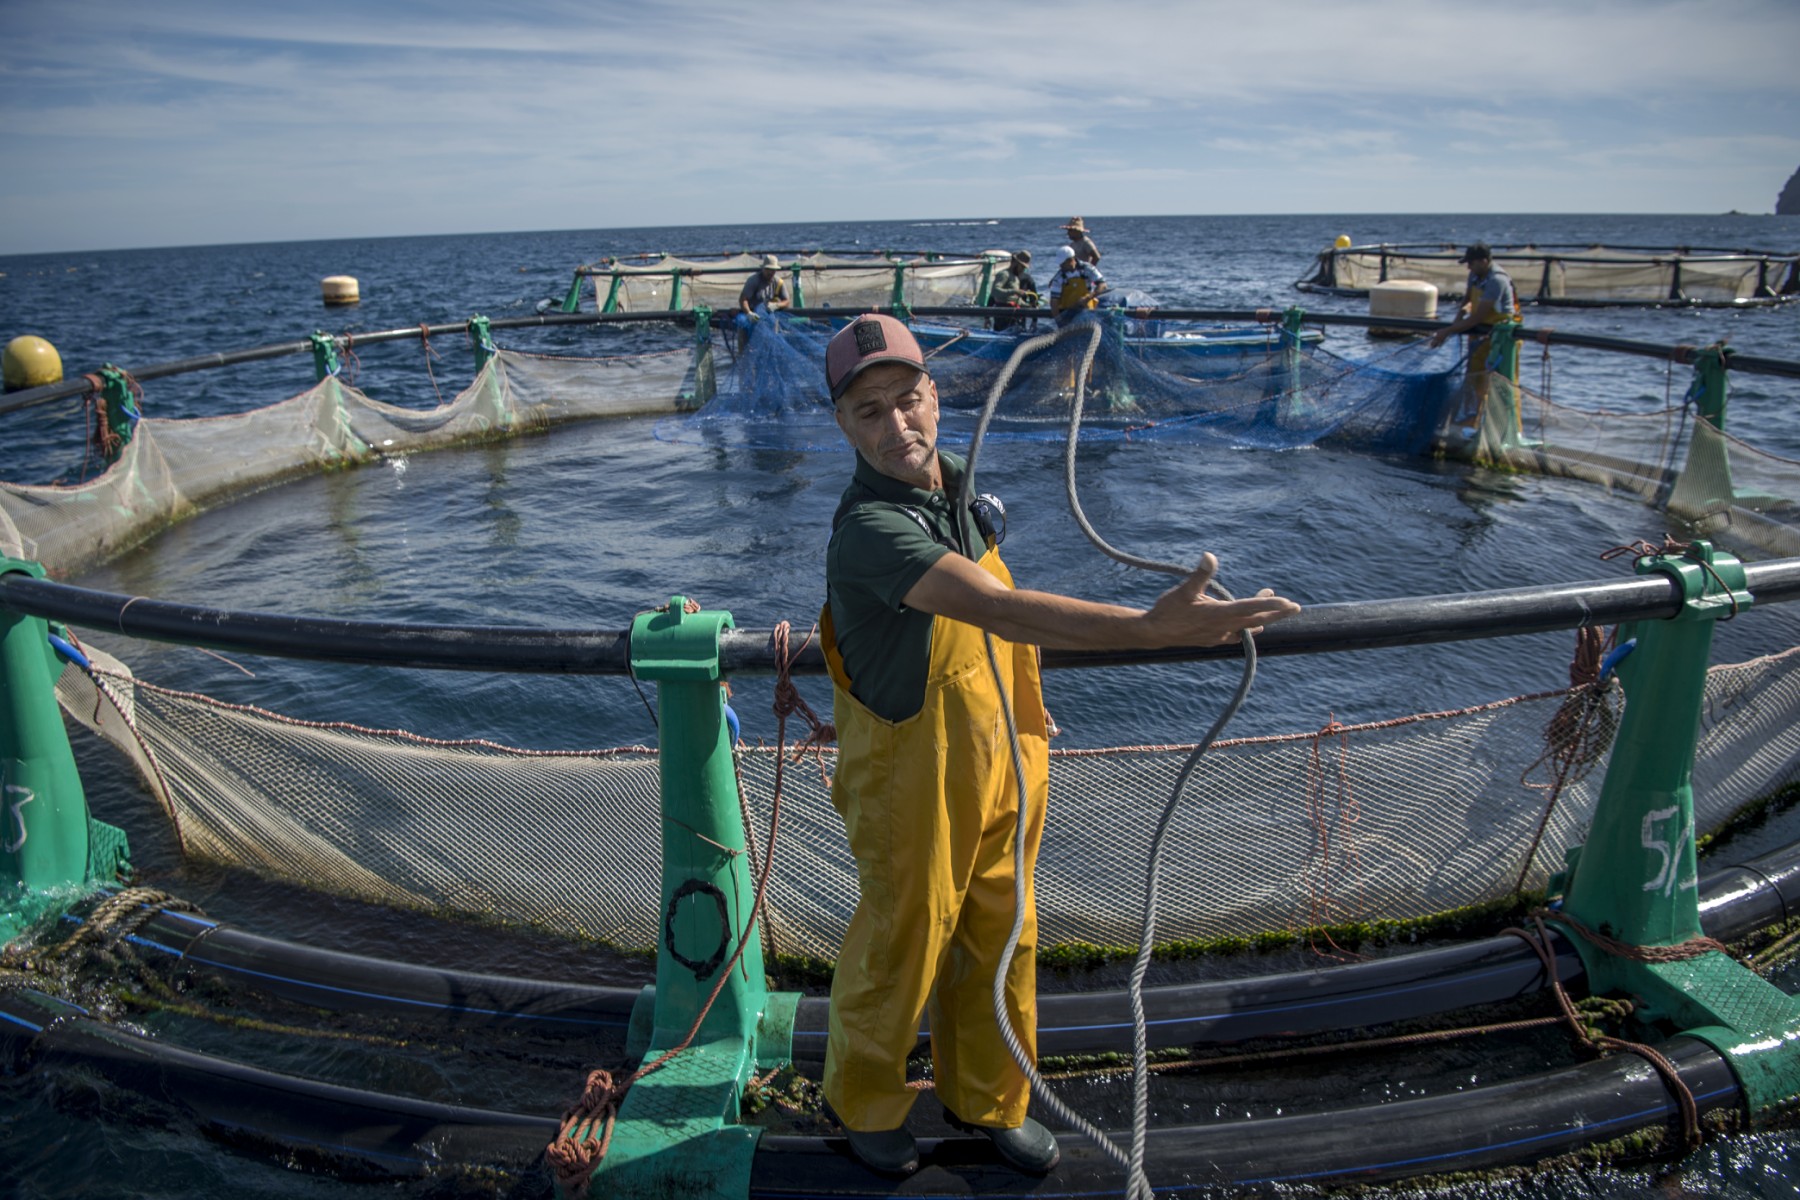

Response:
(3, 302), (1800, 1197)
(1296, 242), (1800, 307)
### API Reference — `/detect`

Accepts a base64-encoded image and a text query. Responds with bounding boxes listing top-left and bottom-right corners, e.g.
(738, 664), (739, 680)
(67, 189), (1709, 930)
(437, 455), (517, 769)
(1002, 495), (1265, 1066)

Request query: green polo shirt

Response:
(826, 450), (987, 722)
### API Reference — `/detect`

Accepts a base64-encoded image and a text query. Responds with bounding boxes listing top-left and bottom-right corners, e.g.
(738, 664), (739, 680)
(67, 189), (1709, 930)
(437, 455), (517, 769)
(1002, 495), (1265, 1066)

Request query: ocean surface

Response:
(3, 214), (1800, 1198)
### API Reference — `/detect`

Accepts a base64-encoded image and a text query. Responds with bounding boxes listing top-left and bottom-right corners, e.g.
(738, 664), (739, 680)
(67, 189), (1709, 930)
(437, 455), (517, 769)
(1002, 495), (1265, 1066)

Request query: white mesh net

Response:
(57, 645), (1800, 959)
(1308, 246), (1798, 305)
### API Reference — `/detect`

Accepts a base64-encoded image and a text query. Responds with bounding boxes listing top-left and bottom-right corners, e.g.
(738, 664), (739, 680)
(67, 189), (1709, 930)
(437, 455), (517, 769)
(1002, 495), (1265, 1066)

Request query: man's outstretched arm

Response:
(901, 551), (1299, 651)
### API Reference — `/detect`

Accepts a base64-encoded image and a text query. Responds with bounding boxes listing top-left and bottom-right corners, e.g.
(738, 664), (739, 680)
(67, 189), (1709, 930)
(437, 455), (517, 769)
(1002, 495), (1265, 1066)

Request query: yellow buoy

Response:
(1334, 234), (1353, 249)
(321, 275), (361, 306)
(3, 335), (63, 392)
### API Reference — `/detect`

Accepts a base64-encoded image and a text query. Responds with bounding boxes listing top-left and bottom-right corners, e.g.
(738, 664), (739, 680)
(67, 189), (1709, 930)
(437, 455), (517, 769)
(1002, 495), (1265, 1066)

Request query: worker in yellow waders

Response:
(1429, 241), (1523, 436)
(820, 314), (1302, 1177)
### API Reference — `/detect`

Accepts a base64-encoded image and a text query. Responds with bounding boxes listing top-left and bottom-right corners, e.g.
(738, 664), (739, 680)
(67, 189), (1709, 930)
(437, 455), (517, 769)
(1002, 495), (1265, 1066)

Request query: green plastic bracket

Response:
(309, 332), (341, 382)
(1557, 541), (1800, 1120)
(1, 557), (130, 946)
(974, 257), (995, 307)
(560, 270), (586, 314)
(600, 272), (625, 315)
(789, 263), (806, 310)
(1100, 306), (1138, 415)
(469, 315), (497, 374)
(95, 366), (141, 464)
(1276, 307), (1316, 428)
(580, 598), (798, 1197)
(668, 269), (686, 313)
(683, 308), (717, 411)
(1689, 343), (1729, 429)
(890, 262), (911, 320)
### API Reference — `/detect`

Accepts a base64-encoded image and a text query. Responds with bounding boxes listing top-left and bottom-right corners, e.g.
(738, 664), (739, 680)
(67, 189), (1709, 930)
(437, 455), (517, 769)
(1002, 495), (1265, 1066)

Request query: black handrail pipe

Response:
(5, 560), (1797, 677)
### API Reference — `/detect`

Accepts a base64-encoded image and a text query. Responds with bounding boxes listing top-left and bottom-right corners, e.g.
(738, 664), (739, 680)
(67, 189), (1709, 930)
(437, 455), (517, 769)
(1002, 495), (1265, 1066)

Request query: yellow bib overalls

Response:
(820, 545), (1050, 1132)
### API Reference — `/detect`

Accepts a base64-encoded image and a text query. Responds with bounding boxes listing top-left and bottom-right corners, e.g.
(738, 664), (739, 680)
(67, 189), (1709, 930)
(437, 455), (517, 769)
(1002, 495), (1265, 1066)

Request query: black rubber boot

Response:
(839, 1124), (921, 1176)
(943, 1109), (1061, 1174)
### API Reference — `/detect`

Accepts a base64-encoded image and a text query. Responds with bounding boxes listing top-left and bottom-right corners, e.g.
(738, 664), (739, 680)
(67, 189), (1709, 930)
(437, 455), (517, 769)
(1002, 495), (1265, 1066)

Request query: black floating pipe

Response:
(0, 983), (1745, 1192)
(109, 839), (1800, 1064)
(6, 560), (1799, 677)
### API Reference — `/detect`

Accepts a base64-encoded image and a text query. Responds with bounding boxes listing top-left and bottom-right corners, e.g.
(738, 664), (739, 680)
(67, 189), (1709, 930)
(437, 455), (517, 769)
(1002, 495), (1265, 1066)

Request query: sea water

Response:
(3, 214), (1799, 1197)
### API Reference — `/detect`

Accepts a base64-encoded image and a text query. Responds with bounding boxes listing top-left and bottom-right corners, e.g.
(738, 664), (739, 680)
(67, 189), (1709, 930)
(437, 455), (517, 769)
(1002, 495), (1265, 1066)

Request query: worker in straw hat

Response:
(736, 254), (792, 349)
(1061, 217), (1100, 265)
(816, 313), (1299, 1178)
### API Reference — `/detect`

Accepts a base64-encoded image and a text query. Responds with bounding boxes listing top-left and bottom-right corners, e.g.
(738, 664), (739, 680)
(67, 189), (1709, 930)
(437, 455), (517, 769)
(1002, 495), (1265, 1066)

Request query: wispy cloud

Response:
(2, 0), (1796, 252)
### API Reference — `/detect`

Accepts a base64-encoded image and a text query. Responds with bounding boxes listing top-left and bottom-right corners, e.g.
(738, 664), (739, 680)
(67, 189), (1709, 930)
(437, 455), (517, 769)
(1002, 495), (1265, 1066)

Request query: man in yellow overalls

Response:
(1429, 242), (1523, 437)
(820, 314), (1301, 1177)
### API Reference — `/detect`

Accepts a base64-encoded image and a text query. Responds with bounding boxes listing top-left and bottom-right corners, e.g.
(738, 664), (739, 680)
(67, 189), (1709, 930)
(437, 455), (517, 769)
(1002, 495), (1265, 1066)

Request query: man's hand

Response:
(1139, 554), (1301, 647)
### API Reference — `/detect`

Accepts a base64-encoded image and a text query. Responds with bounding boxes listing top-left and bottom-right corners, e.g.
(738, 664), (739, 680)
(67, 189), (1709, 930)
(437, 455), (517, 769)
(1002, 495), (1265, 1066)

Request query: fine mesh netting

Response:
(1299, 245), (1800, 306)
(57, 645), (1800, 958)
(578, 252), (1001, 313)
(670, 312), (1455, 455)
(8, 316), (1799, 575)
(0, 347), (708, 575)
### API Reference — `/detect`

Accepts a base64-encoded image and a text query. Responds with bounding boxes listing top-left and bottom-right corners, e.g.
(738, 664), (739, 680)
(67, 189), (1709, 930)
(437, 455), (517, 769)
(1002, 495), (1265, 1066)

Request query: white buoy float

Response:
(3, 335), (63, 392)
(321, 275), (361, 306)
(1368, 279), (1438, 339)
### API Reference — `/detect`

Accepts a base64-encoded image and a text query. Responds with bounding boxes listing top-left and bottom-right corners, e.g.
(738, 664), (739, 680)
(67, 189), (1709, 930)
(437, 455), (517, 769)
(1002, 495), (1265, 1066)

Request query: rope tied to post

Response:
(771, 621), (834, 784)
(1503, 909), (1718, 1153)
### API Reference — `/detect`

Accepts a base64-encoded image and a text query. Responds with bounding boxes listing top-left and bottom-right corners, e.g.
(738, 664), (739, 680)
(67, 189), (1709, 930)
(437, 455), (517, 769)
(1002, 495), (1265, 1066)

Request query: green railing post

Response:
(309, 332), (340, 382)
(560, 270), (586, 315)
(1665, 343), (1742, 517)
(94, 366), (141, 465)
(600, 271), (625, 315)
(683, 308), (717, 411)
(974, 256), (995, 307)
(1100, 305), (1137, 414)
(1277, 306), (1315, 428)
(1555, 541), (1800, 1122)
(1, 557), (131, 945)
(579, 598), (796, 1197)
(668, 269), (686, 313)
(890, 261), (909, 317)
(789, 261), (806, 310)
(469, 315), (497, 374)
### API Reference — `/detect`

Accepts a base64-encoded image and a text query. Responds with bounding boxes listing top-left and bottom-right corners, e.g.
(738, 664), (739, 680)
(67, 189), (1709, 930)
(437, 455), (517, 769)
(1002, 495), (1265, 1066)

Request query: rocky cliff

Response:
(1779, 165), (1800, 216)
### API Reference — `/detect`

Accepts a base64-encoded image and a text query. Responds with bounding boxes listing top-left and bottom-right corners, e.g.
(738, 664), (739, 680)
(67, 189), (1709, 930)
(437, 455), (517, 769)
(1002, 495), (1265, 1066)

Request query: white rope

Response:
(958, 314), (1261, 1199)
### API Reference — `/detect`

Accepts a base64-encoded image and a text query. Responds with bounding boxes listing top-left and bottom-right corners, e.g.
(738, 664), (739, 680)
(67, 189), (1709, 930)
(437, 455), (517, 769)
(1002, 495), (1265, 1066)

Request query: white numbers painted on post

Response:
(1640, 804), (1697, 896)
(4, 782), (34, 853)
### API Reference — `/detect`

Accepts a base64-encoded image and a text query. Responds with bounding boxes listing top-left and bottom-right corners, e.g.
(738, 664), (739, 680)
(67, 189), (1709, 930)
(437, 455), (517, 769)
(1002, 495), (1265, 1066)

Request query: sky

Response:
(2, 0), (1798, 255)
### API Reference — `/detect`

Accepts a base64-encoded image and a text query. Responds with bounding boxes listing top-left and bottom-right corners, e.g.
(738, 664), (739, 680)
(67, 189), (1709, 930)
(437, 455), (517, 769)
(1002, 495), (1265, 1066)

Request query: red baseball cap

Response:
(825, 314), (926, 402)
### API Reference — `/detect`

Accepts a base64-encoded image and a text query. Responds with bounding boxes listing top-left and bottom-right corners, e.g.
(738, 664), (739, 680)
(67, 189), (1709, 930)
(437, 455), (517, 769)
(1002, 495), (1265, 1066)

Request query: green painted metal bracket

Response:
(1689, 343), (1729, 429)
(682, 308), (716, 411)
(469, 315), (497, 373)
(1555, 541), (1800, 1121)
(95, 366), (141, 464)
(789, 263), (806, 310)
(668, 269), (686, 313)
(578, 598), (798, 1198)
(1, 557), (130, 946)
(974, 257), (995, 307)
(560, 270), (586, 314)
(309, 332), (341, 382)
(600, 271), (625, 315)
(890, 262), (911, 320)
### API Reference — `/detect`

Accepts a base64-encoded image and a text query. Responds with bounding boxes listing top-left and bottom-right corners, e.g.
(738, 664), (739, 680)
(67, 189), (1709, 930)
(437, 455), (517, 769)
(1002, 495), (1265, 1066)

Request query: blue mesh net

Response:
(657, 311), (1459, 455)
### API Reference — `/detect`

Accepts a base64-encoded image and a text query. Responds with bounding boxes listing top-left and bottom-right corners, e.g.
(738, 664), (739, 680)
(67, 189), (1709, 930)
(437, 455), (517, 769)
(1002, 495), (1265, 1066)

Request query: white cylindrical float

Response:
(1368, 279), (1438, 339)
(321, 275), (361, 306)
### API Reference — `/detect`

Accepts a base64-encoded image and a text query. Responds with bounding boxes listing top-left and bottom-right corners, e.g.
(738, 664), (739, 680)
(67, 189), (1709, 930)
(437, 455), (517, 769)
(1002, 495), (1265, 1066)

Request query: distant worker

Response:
(818, 313), (1299, 1179)
(1046, 246), (1106, 325)
(988, 250), (1038, 331)
(736, 254), (792, 350)
(1428, 242), (1523, 437)
(1062, 217), (1100, 265)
